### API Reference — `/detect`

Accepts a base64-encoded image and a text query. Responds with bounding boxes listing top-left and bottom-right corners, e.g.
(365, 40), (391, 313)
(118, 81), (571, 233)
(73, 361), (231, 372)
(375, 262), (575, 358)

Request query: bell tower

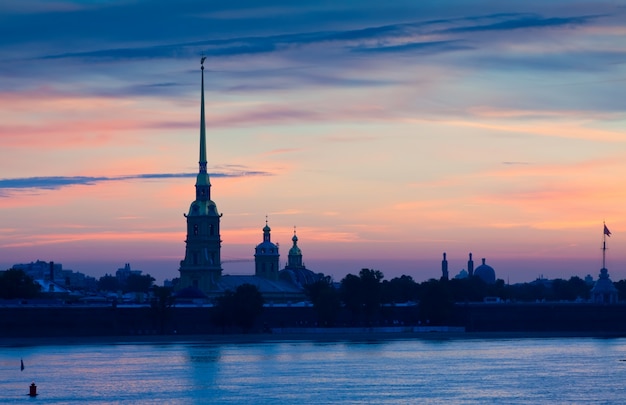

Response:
(254, 218), (280, 281)
(178, 57), (222, 293)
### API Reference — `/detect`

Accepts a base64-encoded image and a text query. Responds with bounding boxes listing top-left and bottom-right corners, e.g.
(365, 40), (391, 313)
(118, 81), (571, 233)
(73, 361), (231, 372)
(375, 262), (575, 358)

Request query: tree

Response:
(0, 269), (41, 299)
(614, 280), (626, 301)
(556, 276), (590, 301)
(213, 290), (236, 333)
(125, 274), (155, 293)
(360, 268), (384, 321)
(340, 273), (363, 319)
(233, 284), (264, 332)
(151, 286), (175, 334)
(305, 276), (341, 326)
(382, 275), (418, 304)
(98, 274), (120, 292)
(340, 269), (385, 324)
(214, 284), (264, 333)
(418, 278), (454, 325)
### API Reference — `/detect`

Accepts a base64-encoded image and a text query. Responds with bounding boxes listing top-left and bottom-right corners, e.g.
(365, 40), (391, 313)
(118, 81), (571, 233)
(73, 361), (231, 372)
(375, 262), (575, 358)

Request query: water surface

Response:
(2, 337), (626, 404)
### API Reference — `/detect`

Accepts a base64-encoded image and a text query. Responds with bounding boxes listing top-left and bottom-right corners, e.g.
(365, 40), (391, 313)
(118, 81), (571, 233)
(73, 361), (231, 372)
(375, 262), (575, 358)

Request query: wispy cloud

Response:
(352, 40), (471, 54)
(438, 13), (595, 33)
(0, 171), (272, 193)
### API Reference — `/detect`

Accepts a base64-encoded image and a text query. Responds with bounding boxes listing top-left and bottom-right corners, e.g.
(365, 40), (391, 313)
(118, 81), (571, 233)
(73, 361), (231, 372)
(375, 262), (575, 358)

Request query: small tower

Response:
(441, 252), (449, 280)
(286, 227), (304, 270)
(467, 253), (474, 277)
(178, 57), (223, 293)
(255, 218), (280, 281)
(280, 227), (320, 288)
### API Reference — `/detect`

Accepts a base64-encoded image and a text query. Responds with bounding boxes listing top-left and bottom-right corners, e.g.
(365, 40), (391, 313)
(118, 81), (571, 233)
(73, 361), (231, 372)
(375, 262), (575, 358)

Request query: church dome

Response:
(279, 268), (322, 288)
(255, 221), (278, 256)
(474, 258), (496, 284)
(289, 246), (302, 256)
(289, 235), (302, 256)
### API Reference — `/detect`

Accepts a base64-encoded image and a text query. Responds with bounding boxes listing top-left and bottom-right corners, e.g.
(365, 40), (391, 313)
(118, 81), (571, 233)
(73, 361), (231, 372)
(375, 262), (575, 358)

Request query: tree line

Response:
(0, 267), (616, 331)
(304, 269), (599, 327)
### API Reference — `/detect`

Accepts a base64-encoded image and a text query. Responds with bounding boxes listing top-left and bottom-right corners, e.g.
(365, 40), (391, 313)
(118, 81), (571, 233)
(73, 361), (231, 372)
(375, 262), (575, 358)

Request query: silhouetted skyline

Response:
(1, 1), (625, 283)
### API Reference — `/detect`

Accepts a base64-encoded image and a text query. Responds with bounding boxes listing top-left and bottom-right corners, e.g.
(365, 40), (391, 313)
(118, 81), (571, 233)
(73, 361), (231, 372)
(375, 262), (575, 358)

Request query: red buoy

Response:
(29, 382), (37, 397)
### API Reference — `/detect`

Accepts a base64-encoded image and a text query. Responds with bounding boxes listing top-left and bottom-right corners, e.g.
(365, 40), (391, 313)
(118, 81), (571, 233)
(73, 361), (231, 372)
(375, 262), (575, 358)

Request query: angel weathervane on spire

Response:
(201, 55), (206, 69)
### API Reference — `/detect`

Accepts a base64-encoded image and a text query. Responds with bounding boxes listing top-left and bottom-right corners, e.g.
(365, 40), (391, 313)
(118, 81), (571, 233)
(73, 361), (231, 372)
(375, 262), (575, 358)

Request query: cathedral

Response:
(176, 59), (321, 302)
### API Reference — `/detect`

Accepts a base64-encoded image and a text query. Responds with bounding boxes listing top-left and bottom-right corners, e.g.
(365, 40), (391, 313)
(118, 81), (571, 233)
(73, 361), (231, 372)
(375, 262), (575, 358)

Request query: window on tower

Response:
(193, 224), (199, 235)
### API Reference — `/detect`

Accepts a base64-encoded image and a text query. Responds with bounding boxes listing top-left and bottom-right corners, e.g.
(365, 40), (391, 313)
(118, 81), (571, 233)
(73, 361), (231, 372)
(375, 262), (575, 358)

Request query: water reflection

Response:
(2, 338), (626, 404)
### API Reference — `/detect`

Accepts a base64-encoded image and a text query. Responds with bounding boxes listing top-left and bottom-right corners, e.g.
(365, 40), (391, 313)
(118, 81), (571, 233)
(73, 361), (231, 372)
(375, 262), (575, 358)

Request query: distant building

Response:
(12, 260), (96, 290)
(34, 279), (71, 295)
(590, 268), (618, 304)
(116, 263), (141, 284)
(13, 260), (61, 282)
(447, 253), (496, 284)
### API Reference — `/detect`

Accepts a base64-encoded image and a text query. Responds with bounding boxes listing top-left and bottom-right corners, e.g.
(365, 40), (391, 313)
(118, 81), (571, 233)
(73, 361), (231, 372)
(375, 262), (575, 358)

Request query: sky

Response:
(1, 0), (625, 284)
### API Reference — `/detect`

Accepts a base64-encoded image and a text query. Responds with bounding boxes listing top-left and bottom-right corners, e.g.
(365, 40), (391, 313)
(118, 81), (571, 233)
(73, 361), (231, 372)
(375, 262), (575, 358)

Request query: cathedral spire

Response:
(195, 56), (211, 201)
(199, 56), (207, 174)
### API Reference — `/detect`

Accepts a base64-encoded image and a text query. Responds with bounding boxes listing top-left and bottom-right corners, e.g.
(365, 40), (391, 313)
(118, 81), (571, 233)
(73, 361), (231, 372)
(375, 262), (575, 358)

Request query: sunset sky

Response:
(1, 0), (625, 284)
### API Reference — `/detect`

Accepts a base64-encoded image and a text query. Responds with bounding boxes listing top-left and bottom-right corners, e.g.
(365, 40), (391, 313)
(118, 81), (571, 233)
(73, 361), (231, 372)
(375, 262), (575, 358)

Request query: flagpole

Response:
(602, 221), (608, 269)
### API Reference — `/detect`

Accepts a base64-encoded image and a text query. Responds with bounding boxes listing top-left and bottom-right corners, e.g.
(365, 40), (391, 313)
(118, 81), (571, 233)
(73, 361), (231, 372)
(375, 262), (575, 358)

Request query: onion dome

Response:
(289, 232), (302, 256)
(474, 258), (496, 284)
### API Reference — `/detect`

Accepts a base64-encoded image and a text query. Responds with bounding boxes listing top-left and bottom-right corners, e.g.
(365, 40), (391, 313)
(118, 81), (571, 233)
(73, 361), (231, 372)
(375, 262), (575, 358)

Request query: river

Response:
(2, 336), (626, 404)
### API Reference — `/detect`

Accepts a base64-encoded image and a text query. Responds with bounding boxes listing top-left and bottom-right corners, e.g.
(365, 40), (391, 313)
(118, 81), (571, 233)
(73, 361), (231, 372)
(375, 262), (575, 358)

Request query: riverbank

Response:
(3, 329), (626, 347)
(4, 303), (626, 343)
